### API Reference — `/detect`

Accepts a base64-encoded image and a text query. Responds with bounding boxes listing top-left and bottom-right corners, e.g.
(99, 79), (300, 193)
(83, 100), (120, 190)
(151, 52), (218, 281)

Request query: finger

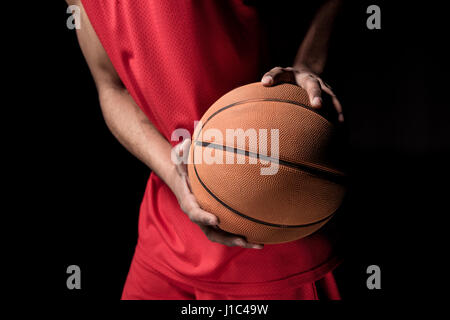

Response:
(185, 174), (193, 192)
(236, 238), (264, 249)
(320, 83), (344, 122)
(173, 138), (191, 175)
(188, 206), (219, 226)
(300, 76), (322, 108)
(332, 95), (344, 122)
(174, 138), (191, 160)
(207, 226), (264, 249)
(322, 81), (333, 90)
(261, 67), (295, 86)
(200, 225), (240, 246)
(179, 138), (191, 168)
(200, 225), (264, 249)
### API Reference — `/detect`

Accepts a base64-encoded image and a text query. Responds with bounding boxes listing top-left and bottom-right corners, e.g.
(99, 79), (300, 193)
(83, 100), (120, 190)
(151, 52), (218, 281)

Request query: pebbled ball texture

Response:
(187, 82), (346, 244)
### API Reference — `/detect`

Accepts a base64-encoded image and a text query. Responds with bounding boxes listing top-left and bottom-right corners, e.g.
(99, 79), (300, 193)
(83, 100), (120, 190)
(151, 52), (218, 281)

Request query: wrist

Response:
(166, 164), (187, 200)
(165, 162), (179, 188)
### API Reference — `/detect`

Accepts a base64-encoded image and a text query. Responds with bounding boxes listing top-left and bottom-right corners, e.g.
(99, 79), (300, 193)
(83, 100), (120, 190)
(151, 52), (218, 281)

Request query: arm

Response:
(294, 0), (342, 75)
(66, 0), (176, 191)
(262, 0), (344, 121)
(66, 0), (262, 249)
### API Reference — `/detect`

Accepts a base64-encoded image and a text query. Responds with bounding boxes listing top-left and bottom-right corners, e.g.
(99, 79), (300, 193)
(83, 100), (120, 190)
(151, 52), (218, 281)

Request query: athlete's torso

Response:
(81, 0), (341, 294)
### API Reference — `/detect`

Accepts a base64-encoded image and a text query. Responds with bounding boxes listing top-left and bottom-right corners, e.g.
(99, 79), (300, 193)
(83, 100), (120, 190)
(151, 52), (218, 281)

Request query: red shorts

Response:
(121, 254), (341, 300)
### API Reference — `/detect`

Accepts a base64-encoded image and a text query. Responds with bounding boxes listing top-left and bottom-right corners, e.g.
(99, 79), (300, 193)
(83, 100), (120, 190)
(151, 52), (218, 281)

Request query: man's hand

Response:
(170, 139), (264, 249)
(261, 66), (344, 122)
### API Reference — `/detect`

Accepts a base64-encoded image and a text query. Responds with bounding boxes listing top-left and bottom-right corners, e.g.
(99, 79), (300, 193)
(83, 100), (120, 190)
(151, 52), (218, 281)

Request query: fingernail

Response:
(234, 239), (245, 247)
(209, 218), (218, 225)
(312, 97), (322, 107)
(262, 76), (273, 85)
(338, 113), (344, 122)
(253, 244), (264, 249)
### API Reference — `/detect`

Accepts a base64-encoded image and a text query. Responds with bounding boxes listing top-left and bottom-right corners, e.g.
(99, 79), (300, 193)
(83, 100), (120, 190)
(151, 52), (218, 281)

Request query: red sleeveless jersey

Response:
(81, 0), (341, 295)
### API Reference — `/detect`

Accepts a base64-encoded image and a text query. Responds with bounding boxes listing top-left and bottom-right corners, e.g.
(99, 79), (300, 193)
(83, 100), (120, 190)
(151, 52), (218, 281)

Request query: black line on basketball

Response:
(192, 142), (336, 229)
(194, 98), (329, 142)
(194, 141), (346, 185)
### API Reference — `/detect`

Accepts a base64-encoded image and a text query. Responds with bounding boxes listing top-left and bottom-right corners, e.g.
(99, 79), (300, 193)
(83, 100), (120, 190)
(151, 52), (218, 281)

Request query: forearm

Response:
(98, 86), (179, 190)
(294, 0), (342, 74)
(69, 0), (180, 193)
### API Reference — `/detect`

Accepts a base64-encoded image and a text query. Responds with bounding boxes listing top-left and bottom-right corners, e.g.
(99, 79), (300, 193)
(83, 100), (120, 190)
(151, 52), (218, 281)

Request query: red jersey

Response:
(81, 0), (341, 295)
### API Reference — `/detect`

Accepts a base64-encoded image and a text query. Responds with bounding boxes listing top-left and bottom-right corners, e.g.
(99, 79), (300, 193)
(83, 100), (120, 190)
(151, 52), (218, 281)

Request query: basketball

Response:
(187, 82), (346, 244)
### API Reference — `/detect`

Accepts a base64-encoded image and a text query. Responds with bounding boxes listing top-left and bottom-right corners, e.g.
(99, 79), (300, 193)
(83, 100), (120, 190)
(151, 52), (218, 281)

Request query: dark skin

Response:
(66, 0), (343, 249)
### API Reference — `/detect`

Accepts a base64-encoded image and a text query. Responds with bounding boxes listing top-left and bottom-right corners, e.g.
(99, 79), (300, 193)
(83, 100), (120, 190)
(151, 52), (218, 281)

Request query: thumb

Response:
(171, 138), (191, 169)
(262, 67), (295, 87)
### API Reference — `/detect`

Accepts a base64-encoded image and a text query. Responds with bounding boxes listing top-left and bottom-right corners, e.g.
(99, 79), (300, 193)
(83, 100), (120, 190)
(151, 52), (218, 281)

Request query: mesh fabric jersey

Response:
(81, 0), (342, 298)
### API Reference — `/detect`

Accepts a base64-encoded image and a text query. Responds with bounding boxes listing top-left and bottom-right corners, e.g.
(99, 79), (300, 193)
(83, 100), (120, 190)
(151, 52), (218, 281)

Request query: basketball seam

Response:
(194, 140), (346, 184)
(192, 143), (337, 229)
(193, 97), (345, 180)
(194, 98), (330, 141)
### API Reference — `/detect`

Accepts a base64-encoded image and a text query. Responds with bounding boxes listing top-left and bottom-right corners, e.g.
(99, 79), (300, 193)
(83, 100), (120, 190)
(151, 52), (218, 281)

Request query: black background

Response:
(21, 0), (449, 304)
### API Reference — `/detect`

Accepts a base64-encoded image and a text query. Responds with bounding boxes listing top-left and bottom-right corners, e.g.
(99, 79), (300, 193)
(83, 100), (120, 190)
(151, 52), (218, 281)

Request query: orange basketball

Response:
(187, 82), (346, 244)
